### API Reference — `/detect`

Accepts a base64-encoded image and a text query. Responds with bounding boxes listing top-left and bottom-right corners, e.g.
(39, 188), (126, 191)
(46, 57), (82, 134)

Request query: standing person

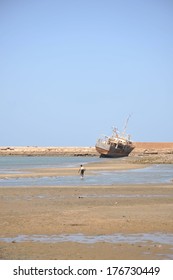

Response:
(78, 164), (85, 178)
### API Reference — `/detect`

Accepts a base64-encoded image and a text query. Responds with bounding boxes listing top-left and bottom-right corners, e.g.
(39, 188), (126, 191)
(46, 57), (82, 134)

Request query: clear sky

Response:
(1, 0), (173, 146)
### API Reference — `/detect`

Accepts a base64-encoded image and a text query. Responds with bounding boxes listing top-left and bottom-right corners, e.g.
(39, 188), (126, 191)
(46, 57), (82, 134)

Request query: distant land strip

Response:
(0, 143), (173, 156)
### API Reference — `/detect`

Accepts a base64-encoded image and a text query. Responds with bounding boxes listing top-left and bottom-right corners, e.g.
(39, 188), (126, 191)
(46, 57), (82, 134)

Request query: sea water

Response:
(0, 155), (99, 171)
(0, 156), (173, 187)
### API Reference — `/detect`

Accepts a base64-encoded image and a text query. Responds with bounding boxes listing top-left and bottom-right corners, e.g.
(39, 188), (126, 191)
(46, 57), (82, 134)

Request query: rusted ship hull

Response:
(95, 142), (134, 158)
(95, 116), (134, 158)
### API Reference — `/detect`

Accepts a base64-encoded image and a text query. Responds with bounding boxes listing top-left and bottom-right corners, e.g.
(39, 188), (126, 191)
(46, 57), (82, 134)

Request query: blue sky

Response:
(1, 0), (173, 146)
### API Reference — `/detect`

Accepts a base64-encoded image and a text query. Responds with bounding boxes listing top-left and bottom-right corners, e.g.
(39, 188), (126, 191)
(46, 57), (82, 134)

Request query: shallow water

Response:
(0, 156), (100, 171)
(0, 156), (173, 186)
(0, 233), (173, 246)
(1, 233), (173, 259)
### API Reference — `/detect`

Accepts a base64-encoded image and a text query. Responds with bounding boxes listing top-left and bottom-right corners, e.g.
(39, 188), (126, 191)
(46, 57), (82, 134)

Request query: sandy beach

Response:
(0, 147), (173, 260)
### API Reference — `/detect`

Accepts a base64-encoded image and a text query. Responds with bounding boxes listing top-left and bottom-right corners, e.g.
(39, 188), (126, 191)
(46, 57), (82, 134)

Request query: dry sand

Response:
(0, 154), (173, 260)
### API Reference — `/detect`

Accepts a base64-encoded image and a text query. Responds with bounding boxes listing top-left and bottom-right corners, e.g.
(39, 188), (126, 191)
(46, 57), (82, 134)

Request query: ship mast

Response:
(122, 114), (131, 138)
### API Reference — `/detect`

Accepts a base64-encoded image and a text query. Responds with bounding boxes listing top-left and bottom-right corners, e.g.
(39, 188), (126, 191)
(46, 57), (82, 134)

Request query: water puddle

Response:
(1, 233), (173, 245)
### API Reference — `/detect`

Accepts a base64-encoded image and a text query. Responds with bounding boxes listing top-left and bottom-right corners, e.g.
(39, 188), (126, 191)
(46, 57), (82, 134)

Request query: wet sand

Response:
(0, 157), (173, 260)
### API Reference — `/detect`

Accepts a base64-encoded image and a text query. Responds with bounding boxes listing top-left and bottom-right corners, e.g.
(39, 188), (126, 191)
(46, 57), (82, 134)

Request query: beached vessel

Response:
(95, 117), (135, 158)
